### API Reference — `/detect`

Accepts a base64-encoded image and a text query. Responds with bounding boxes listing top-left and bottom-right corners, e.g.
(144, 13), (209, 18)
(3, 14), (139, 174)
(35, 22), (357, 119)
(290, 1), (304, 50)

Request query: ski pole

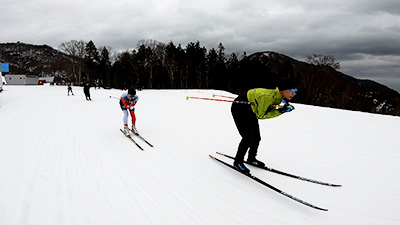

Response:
(186, 96), (253, 105)
(212, 94), (276, 107)
(212, 94), (236, 99)
(109, 96), (119, 100)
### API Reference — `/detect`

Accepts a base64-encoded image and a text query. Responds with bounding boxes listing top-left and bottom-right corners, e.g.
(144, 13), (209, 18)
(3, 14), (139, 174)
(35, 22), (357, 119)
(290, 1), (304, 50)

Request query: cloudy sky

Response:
(2, 0), (400, 92)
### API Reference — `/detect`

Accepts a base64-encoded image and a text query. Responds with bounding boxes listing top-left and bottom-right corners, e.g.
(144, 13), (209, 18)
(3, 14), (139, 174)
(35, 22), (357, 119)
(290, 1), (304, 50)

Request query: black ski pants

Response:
(231, 92), (261, 163)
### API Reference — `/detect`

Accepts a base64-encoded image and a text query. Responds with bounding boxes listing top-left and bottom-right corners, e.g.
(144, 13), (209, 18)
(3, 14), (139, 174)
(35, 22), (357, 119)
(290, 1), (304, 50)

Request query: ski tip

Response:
(209, 155), (216, 159)
(212, 94), (215, 97)
(216, 152), (223, 155)
(186, 96), (189, 100)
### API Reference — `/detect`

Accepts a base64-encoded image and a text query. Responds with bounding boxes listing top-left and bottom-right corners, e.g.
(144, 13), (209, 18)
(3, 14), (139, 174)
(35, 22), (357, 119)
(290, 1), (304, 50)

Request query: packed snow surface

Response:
(1, 85), (400, 225)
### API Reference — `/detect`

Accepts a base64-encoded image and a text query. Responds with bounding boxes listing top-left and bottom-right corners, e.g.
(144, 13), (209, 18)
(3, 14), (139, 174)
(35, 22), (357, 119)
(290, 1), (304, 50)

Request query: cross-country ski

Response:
(216, 152), (341, 187)
(129, 128), (153, 147)
(209, 154), (328, 211)
(120, 129), (144, 150)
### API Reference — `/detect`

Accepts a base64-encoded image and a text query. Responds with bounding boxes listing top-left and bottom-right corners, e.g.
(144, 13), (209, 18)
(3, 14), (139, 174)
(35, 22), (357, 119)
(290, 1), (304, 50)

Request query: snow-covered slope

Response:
(1, 85), (399, 225)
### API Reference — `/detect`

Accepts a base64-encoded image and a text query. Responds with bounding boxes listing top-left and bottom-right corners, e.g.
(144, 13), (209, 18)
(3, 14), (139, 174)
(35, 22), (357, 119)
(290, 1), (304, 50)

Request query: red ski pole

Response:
(186, 96), (253, 105)
(212, 94), (236, 99)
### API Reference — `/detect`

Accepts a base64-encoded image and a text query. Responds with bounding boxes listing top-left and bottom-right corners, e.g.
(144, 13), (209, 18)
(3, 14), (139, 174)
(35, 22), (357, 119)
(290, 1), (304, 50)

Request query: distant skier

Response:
(232, 78), (297, 174)
(84, 83), (91, 100)
(67, 84), (74, 96)
(120, 88), (139, 136)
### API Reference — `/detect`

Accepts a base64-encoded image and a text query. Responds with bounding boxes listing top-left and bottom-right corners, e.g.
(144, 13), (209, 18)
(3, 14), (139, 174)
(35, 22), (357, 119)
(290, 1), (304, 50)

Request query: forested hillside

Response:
(1, 41), (399, 115)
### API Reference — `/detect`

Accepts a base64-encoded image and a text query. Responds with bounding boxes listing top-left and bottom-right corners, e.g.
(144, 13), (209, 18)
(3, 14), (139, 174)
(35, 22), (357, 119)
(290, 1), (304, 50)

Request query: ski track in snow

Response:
(1, 85), (400, 225)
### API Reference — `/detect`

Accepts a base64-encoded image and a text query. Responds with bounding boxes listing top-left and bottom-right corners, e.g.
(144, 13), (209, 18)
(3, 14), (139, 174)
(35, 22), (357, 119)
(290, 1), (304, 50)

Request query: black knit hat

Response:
(128, 88), (136, 96)
(278, 78), (296, 90)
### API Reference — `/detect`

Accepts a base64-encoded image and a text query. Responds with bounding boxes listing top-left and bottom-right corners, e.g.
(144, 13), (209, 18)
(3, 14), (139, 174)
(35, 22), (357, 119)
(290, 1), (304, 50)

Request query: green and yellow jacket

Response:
(247, 88), (284, 119)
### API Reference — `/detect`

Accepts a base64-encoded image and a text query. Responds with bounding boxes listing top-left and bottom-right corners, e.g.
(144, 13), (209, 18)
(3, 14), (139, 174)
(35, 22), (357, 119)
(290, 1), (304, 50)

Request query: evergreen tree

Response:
(84, 41), (100, 84)
(185, 41), (206, 88)
(99, 46), (111, 88)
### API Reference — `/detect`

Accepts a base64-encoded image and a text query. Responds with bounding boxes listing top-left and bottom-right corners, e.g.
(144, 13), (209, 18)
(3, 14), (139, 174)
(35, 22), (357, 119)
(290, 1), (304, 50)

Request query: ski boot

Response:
(233, 161), (250, 174)
(247, 159), (265, 168)
(131, 125), (139, 135)
(123, 126), (131, 137)
(247, 158), (265, 168)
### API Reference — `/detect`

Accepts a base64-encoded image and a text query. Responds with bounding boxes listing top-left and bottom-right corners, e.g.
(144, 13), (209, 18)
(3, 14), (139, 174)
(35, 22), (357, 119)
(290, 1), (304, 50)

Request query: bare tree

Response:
(136, 39), (159, 50)
(59, 40), (86, 83)
(306, 54), (340, 70)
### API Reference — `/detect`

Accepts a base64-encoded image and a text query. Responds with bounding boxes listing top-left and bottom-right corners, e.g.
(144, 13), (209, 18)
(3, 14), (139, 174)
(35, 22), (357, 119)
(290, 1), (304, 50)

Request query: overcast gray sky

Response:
(2, 0), (400, 92)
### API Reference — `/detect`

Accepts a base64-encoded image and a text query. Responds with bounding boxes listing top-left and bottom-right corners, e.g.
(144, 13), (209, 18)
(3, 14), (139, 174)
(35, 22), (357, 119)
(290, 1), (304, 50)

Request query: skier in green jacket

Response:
(232, 78), (297, 173)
